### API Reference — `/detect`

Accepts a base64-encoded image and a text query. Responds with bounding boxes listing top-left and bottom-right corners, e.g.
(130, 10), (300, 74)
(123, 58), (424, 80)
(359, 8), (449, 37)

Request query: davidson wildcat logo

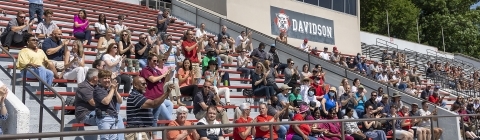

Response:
(274, 9), (291, 32)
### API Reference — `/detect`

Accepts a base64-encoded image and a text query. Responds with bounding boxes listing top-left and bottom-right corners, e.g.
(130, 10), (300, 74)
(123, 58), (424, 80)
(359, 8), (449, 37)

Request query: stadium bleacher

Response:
(0, 0), (466, 140)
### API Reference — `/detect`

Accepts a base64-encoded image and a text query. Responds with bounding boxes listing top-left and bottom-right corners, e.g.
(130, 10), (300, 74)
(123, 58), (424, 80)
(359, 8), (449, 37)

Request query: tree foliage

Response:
(361, 0), (480, 58)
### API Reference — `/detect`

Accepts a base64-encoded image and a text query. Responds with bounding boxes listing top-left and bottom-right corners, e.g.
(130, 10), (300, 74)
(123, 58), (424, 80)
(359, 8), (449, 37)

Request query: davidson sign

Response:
(270, 6), (335, 45)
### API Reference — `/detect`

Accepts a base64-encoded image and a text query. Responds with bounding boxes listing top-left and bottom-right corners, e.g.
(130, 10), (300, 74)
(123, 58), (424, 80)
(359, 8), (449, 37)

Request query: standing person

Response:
(156, 9), (176, 37)
(28, 0), (44, 23)
(93, 70), (124, 140)
(182, 30), (205, 84)
(139, 54), (174, 140)
(125, 76), (170, 140)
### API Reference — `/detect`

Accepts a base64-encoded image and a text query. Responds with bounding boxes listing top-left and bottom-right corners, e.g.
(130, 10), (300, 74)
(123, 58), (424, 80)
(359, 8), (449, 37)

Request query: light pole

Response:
(386, 9), (390, 37)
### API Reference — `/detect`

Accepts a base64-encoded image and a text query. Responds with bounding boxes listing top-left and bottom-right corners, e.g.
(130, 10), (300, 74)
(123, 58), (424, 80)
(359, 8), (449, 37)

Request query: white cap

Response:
(239, 103), (250, 110)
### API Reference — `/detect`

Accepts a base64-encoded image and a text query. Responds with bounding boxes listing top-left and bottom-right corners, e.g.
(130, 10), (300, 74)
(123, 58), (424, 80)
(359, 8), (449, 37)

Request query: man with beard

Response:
(41, 29), (70, 79)
(125, 76), (170, 140)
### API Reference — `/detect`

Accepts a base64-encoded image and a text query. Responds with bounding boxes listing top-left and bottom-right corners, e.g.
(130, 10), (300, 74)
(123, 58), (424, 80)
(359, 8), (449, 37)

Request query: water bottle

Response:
(224, 80), (228, 86)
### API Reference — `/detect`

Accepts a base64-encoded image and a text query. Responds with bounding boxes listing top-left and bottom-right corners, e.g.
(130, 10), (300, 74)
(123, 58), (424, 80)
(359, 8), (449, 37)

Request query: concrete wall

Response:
(0, 82), (30, 136)
(184, 0), (226, 16)
(225, 0), (362, 55)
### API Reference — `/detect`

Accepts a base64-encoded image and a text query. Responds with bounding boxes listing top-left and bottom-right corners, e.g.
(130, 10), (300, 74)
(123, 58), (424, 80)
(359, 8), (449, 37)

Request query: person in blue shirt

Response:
(354, 85), (367, 117)
(321, 87), (338, 116)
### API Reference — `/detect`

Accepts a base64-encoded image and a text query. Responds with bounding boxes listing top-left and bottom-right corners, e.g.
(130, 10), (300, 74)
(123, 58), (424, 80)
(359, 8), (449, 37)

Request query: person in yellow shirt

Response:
(16, 33), (54, 88)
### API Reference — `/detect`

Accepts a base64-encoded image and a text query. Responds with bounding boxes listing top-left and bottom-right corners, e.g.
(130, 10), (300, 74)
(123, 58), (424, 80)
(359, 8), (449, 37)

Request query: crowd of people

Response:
(0, 0), (476, 140)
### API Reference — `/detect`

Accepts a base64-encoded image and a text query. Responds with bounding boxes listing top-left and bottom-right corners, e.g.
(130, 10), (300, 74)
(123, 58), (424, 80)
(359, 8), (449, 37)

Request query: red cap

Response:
(304, 39), (308, 43)
(333, 46), (338, 53)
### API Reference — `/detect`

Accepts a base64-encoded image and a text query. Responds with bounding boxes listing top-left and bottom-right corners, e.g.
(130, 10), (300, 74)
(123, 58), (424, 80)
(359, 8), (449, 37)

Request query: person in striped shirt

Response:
(125, 76), (170, 140)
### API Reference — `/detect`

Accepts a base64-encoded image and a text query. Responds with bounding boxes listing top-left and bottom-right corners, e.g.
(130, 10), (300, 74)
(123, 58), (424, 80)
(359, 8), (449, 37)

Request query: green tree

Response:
(360, 0), (420, 41)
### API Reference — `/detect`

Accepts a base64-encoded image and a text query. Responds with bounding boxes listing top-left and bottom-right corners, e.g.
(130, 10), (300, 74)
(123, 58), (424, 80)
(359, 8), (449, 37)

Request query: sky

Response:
(471, 2), (480, 9)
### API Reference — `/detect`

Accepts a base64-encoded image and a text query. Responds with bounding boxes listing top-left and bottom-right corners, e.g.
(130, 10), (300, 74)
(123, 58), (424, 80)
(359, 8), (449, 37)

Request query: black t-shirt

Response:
(93, 85), (118, 116)
(121, 40), (132, 57)
(193, 91), (217, 115)
(135, 42), (151, 59)
(74, 80), (96, 122)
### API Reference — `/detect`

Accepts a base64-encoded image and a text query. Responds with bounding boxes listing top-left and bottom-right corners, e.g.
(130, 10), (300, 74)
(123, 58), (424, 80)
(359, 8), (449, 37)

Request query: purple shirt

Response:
(73, 14), (88, 33)
(140, 66), (165, 99)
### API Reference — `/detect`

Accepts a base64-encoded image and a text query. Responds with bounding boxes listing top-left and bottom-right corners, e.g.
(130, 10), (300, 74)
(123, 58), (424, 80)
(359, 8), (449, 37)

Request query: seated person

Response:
(236, 50), (252, 82)
(217, 35), (234, 68)
(96, 28), (115, 60)
(92, 59), (105, 70)
(35, 9), (57, 44)
(235, 31), (253, 52)
(73, 10), (92, 45)
(287, 104), (317, 140)
(252, 62), (275, 104)
(428, 91), (446, 108)
(344, 107), (368, 140)
(135, 33), (159, 68)
(42, 29), (69, 79)
(16, 34), (54, 88)
(233, 103), (253, 140)
(102, 43), (132, 93)
(398, 105), (428, 140)
(62, 40), (89, 84)
(354, 85), (367, 117)
(193, 81), (229, 126)
(204, 60), (231, 105)
(177, 59), (201, 98)
(253, 103), (284, 140)
(92, 70), (125, 139)
(167, 106), (199, 140)
(322, 108), (355, 140)
(1, 11), (33, 51)
(363, 105), (388, 140)
(196, 106), (226, 140)
(204, 37), (223, 68)
(126, 76), (170, 140)
(0, 85), (9, 135)
(417, 101), (443, 140)
(156, 53), (184, 105)
(321, 87), (338, 116)
(118, 30), (139, 72)
(202, 47), (219, 73)
(387, 105), (414, 140)
(339, 84), (358, 119)
(289, 88), (302, 107)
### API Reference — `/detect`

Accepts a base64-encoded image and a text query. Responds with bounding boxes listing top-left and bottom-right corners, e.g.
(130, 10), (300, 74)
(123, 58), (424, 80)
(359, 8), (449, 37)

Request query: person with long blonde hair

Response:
(62, 40), (88, 84)
(118, 30), (139, 72)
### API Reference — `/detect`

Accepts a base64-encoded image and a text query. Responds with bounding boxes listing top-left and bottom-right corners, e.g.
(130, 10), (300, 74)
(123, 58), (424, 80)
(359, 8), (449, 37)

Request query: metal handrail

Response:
(376, 38), (399, 51)
(21, 68), (65, 140)
(0, 114), (471, 140)
(0, 46), (16, 93)
(172, 0), (458, 111)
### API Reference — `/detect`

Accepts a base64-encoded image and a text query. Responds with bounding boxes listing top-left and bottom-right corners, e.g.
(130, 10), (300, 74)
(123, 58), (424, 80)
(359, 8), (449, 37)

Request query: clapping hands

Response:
(0, 86), (8, 101)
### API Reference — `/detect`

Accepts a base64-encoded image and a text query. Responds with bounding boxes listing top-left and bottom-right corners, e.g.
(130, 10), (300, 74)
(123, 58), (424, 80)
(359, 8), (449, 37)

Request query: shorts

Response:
(394, 129), (411, 138)
(49, 60), (65, 70)
(125, 132), (151, 140)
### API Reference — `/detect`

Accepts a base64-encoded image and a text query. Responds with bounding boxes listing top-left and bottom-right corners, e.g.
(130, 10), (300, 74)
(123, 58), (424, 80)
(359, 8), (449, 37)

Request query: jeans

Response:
(29, 3), (44, 23)
(216, 56), (222, 66)
(152, 99), (174, 135)
(73, 30), (92, 45)
(341, 109), (359, 119)
(253, 86), (275, 100)
(278, 125), (289, 140)
(355, 108), (365, 118)
(237, 67), (252, 79)
(96, 115), (125, 140)
(0, 31), (26, 48)
(138, 59), (148, 68)
(24, 67), (54, 88)
(291, 134), (317, 140)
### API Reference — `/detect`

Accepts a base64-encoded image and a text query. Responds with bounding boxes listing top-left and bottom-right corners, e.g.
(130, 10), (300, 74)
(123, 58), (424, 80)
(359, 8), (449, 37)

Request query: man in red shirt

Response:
(181, 29), (205, 84)
(428, 91), (446, 108)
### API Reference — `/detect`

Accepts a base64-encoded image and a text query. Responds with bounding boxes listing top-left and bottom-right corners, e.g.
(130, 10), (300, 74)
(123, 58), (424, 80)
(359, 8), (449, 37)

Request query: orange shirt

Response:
(287, 114), (311, 135)
(178, 68), (193, 88)
(233, 117), (253, 140)
(255, 115), (278, 139)
(167, 120), (195, 140)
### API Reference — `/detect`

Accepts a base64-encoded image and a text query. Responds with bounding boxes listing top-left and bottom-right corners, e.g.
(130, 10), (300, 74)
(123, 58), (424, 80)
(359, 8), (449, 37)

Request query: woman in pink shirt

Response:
(156, 53), (184, 105)
(73, 10), (92, 45)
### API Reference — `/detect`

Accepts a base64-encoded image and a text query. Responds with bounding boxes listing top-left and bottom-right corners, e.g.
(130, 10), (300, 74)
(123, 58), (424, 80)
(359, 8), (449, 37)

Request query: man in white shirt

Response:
(195, 23), (208, 45)
(35, 9), (57, 45)
(235, 31), (252, 52)
(377, 71), (388, 83)
(319, 47), (330, 60)
(299, 38), (310, 52)
(417, 101), (443, 140)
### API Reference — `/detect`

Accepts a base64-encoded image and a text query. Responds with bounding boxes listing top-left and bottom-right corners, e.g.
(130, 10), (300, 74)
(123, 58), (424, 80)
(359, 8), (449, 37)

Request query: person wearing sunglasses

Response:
(16, 33), (54, 89)
(114, 15), (128, 43)
(125, 76), (170, 140)
(1, 11), (34, 52)
(136, 33), (159, 68)
(118, 30), (139, 73)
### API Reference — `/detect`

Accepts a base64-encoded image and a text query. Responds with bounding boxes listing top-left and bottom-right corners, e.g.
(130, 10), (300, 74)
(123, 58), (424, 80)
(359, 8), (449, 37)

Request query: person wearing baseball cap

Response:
(288, 104), (318, 140)
(320, 87), (338, 116)
(354, 85), (368, 117)
(300, 38), (310, 52)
